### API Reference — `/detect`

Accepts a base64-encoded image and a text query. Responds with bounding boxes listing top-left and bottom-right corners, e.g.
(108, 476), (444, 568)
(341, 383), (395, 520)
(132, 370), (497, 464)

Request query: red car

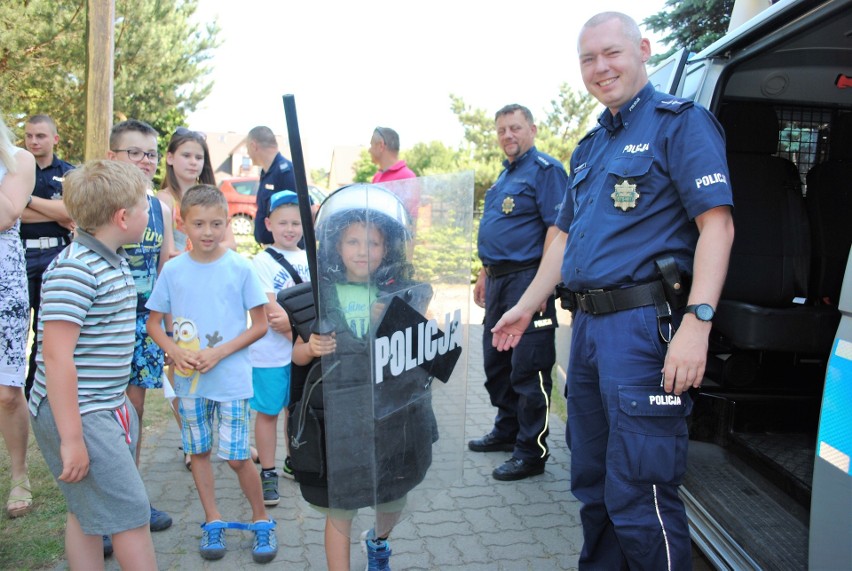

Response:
(219, 176), (260, 236)
(219, 176), (327, 235)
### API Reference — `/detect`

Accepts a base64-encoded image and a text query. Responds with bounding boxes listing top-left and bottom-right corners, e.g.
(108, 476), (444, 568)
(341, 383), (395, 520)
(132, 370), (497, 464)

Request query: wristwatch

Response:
(685, 303), (715, 322)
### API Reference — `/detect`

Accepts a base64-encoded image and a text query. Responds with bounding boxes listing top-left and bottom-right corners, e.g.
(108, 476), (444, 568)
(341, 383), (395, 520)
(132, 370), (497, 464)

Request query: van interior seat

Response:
(712, 102), (837, 354)
(806, 112), (852, 307)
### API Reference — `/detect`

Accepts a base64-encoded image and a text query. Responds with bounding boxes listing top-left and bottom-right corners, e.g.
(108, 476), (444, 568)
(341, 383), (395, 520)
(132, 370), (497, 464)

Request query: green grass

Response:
(0, 389), (174, 570)
(0, 433), (66, 571)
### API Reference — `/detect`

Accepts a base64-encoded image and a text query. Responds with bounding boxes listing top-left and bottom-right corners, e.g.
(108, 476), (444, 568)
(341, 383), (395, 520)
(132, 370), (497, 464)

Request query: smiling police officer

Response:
(470, 104), (567, 481)
(491, 12), (735, 570)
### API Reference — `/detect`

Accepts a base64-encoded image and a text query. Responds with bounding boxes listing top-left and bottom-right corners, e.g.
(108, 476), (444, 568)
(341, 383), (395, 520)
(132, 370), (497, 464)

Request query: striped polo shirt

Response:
(29, 230), (137, 417)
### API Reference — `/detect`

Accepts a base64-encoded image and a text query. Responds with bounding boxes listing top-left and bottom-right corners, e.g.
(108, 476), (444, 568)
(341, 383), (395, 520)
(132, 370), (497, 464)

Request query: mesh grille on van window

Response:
(775, 106), (833, 195)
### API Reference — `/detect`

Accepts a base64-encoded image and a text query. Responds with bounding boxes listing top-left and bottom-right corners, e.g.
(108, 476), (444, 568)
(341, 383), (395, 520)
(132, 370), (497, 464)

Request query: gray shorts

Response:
(31, 398), (151, 535)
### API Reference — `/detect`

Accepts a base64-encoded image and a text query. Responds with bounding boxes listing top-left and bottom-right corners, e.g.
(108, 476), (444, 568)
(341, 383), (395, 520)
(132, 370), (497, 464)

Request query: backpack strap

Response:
(265, 248), (303, 285)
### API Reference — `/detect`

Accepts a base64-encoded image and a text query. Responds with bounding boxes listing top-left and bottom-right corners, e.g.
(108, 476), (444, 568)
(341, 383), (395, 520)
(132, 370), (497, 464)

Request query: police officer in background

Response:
(20, 114), (74, 399)
(469, 104), (567, 481)
(246, 125), (297, 246)
(492, 12), (734, 569)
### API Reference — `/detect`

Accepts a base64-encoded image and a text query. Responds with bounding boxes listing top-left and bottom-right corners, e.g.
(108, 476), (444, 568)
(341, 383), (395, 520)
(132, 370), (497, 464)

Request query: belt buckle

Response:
(579, 289), (605, 314)
(39, 237), (52, 249)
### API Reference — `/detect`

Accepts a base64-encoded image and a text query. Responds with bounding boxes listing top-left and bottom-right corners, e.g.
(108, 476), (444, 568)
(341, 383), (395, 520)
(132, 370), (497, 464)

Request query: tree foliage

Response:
(0, 0), (220, 163)
(536, 83), (600, 167)
(352, 150), (377, 183)
(643, 0), (735, 63)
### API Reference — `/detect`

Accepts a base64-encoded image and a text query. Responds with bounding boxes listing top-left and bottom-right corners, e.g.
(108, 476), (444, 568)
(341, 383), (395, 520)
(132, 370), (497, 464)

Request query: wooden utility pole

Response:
(84, 0), (114, 161)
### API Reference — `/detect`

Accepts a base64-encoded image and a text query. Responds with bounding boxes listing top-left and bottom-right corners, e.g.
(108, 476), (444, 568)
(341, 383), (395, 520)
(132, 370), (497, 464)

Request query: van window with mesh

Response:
(775, 106), (832, 194)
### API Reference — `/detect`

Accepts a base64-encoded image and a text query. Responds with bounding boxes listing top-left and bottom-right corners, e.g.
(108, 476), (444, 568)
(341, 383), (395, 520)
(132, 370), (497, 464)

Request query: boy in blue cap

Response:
(250, 190), (310, 505)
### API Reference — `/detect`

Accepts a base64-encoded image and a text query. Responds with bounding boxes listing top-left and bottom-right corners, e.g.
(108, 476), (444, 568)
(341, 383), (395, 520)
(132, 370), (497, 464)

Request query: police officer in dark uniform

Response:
(469, 104), (567, 481)
(491, 13), (735, 569)
(20, 114), (74, 398)
(246, 125), (297, 246)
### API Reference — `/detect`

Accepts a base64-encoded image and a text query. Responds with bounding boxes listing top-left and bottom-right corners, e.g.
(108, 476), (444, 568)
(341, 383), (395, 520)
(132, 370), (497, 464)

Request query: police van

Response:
(648, 0), (852, 568)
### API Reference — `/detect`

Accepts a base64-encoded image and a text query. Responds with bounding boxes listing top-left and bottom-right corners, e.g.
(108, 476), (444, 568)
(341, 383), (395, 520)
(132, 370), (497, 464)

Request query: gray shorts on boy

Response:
(31, 398), (151, 535)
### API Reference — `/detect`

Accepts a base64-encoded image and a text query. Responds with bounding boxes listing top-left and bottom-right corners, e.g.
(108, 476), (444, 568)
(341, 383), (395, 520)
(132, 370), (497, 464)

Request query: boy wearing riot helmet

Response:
(290, 184), (435, 571)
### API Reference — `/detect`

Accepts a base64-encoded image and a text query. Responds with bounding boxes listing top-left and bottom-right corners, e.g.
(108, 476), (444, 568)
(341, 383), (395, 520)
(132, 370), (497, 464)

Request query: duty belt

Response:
(571, 281), (666, 315)
(483, 260), (539, 279)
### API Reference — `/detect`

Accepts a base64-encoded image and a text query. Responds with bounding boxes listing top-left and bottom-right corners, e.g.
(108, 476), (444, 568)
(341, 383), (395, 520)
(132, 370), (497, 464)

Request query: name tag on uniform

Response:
(265, 183), (275, 190)
(52, 176), (64, 183)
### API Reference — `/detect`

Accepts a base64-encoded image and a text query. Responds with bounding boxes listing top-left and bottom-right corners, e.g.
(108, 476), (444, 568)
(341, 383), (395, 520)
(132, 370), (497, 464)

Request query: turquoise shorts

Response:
(249, 365), (291, 415)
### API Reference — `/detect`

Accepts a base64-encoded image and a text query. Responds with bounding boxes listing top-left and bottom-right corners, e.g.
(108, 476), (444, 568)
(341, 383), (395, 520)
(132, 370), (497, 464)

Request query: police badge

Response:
(502, 196), (515, 214)
(612, 178), (639, 211)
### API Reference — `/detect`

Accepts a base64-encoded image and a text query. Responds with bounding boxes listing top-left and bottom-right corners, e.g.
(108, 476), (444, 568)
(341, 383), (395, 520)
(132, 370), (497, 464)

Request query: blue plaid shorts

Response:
(178, 397), (251, 460)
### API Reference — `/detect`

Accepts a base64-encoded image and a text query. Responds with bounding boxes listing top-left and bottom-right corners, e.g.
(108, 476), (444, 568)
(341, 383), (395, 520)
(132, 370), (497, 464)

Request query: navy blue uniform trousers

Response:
(24, 245), (65, 398)
(482, 267), (555, 461)
(568, 305), (692, 571)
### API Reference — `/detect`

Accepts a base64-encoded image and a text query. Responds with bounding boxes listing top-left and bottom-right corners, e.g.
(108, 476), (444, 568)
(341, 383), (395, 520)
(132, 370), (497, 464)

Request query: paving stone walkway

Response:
(51, 323), (582, 570)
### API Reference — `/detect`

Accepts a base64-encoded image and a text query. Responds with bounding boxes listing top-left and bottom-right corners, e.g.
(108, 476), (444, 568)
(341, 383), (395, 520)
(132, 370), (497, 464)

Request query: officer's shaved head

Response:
(247, 126), (279, 149)
(579, 12), (642, 51)
(26, 114), (58, 135)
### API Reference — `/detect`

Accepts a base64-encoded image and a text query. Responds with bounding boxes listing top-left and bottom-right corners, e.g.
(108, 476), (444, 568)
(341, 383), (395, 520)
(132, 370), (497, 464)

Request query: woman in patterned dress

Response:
(0, 114), (36, 517)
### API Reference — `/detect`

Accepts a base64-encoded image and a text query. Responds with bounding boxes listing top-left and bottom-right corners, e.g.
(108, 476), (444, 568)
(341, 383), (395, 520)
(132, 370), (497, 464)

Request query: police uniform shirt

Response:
(20, 155), (75, 242)
(478, 147), (568, 266)
(556, 82), (733, 291)
(254, 152), (296, 245)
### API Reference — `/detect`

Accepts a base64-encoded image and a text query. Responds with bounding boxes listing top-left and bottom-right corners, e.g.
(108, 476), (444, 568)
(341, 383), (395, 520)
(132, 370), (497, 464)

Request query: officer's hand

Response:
(473, 271), (486, 308)
(491, 306), (533, 351)
(662, 318), (710, 395)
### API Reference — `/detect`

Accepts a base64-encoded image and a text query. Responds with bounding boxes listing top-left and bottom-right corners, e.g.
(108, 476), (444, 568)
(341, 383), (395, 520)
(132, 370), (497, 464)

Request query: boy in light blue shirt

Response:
(146, 184), (277, 564)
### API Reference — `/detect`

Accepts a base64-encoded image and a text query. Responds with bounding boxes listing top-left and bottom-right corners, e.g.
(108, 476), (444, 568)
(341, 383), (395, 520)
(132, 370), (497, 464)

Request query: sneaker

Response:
(199, 521), (227, 560)
(251, 519), (278, 564)
(261, 469), (280, 506)
(280, 456), (295, 480)
(359, 528), (376, 555)
(102, 535), (113, 557)
(149, 504), (173, 531)
(364, 536), (392, 571)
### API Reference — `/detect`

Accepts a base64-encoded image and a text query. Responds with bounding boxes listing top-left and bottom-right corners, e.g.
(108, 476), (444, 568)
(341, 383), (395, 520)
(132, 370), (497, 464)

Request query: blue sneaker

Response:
(149, 505), (172, 531)
(363, 530), (392, 571)
(199, 521), (227, 560)
(251, 519), (278, 564)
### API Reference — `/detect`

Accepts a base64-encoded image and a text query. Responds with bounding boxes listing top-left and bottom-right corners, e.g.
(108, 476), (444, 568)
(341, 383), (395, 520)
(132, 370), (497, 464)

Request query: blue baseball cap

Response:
(269, 190), (299, 211)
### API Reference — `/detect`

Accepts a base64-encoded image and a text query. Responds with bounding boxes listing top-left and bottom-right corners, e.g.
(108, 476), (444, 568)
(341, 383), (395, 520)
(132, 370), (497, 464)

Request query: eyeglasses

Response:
(175, 126), (206, 140)
(373, 127), (386, 144)
(112, 148), (159, 163)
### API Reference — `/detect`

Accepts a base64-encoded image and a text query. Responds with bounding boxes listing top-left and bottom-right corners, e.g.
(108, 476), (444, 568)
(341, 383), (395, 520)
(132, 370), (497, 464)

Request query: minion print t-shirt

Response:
(146, 249), (267, 401)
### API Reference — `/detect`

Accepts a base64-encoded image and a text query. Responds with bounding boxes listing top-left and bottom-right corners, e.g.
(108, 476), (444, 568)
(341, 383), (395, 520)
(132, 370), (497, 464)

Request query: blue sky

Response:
(188, 0), (669, 169)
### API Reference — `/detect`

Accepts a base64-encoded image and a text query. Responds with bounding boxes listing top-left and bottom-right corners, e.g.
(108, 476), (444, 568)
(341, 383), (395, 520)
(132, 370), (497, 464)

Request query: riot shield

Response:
(316, 173), (473, 539)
